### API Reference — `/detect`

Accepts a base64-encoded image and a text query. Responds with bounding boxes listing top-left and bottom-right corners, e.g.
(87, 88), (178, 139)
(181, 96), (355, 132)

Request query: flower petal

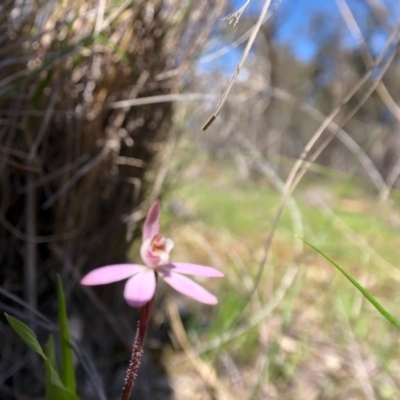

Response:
(143, 201), (161, 241)
(81, 264), (145, 286)
(164, 238), (174, 253)
(161, 263), (224, 277)
(159, 270), (218, 305)
(124, 269), (156, 307)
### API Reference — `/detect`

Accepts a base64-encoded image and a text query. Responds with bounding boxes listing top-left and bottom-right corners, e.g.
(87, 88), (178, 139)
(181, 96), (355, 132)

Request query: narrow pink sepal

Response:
(124, 269), (156, 307)
(160, 271), (218, 305)
(161, 263), (224, 277)
(81, 264), (145, 286)
(142, 201), (161, 241)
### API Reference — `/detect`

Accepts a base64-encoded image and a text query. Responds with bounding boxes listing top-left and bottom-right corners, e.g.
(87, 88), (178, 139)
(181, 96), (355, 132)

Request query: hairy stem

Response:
(120, 296), (154, 400)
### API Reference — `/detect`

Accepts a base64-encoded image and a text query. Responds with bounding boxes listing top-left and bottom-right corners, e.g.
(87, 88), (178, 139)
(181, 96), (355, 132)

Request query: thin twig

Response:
(223, 0), (252, 27)
(41, 150), (105, 209)
(94, 0), (107, 34)
(202, 0), (272, 131)
(108, 93), (215, 109)
(24, 171), (37, 316)
(0, 208), (79, 243)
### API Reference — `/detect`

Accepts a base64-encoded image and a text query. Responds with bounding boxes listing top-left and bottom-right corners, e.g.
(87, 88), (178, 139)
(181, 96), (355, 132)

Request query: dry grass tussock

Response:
(0, 1), (227, 399)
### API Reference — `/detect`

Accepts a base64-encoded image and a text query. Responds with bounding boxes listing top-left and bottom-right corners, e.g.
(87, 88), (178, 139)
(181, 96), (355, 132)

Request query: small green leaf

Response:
(57, 275), (77, 393)
(5, 313), (47, 359)
(6, 314), (79, 399)
(299, 237), (400, 329)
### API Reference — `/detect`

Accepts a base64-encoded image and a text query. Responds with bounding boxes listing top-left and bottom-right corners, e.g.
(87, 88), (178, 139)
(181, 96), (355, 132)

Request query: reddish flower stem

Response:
(120, 295), (155, 400)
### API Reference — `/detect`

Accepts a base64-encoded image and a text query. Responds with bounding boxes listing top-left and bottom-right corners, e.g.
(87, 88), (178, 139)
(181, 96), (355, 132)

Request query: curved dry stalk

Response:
(254, 19), (400, 295)
(235, 132), (304, 255)
(336, 0), (400, 122)
(271, 88), (387, 194)
(166, 300), (232, 399)
(380, 159), (400, 201)
(291, 41), (398, 192)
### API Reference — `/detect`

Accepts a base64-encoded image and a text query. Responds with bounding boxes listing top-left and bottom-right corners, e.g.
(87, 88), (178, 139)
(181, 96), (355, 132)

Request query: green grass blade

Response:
(44, 336), (58, 400)
(57, 275), (77, 393)
(5, 313), (47, 359)
(299, 237), (400, 329)
(45, 358), (79, 400)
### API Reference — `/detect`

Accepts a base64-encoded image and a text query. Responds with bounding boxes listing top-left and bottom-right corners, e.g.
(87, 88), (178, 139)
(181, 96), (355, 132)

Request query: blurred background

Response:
(2, 0), (400, 398)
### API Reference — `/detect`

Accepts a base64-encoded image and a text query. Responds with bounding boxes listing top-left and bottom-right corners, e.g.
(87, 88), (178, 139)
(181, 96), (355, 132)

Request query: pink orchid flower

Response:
(81, 201), (224, 307)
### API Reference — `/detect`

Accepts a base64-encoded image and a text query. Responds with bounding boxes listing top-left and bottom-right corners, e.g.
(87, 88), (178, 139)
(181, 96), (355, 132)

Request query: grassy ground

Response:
(159, 157), (400, 399)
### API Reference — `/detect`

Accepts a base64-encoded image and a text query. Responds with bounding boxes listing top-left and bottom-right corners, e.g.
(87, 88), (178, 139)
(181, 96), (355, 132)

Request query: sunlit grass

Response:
(164, 157), (400, 398)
